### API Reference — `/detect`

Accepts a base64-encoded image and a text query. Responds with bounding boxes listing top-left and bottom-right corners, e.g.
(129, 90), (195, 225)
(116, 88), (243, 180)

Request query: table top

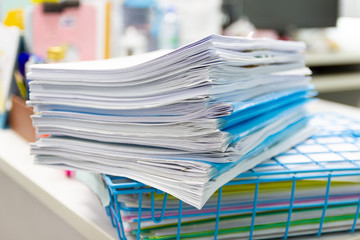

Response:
(0, 128), (119, 239)
(1, 99), (360, 240)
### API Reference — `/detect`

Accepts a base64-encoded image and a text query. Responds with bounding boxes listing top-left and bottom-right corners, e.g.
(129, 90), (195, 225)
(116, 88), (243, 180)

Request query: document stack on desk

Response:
(27, 35), (315, 209)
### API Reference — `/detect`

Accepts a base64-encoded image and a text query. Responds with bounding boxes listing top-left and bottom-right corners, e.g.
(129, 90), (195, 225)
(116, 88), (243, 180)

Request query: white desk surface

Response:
(0, 130), (119, 239)
(1, 99), (360, 240)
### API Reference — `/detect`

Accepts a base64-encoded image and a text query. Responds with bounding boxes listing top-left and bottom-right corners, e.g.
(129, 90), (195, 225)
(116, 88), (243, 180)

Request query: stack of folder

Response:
(104, 113), (360, 239)
(27, 35), (314, 209)
(113, 179), (360, 239)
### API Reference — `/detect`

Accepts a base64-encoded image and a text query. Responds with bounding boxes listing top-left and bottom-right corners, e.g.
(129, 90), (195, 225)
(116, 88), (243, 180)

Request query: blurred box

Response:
(9, 95), (36, 142)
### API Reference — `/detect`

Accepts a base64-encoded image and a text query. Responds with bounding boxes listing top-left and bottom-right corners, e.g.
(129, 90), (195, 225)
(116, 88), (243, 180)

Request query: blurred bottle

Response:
(121, 0), (160, 53)
(158, 6), (179, 49)
(121, 26), (147, 56)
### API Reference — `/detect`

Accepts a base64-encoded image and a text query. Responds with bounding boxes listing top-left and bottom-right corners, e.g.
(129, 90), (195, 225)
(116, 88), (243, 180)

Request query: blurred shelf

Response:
(306, 52), (360, 67)
(312, 72), (360, 93)
(305, 52), (360, 94)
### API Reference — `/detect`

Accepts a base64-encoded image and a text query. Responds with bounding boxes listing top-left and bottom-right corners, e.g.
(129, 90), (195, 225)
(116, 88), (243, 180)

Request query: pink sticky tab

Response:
(65, 170), (75, 178)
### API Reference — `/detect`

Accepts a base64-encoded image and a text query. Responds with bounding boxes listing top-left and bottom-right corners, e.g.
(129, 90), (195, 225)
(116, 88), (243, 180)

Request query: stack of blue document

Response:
(28, 35), (315, 209)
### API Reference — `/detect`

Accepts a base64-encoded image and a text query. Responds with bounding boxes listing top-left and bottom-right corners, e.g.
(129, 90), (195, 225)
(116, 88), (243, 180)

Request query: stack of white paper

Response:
(28, 35), (314, 209)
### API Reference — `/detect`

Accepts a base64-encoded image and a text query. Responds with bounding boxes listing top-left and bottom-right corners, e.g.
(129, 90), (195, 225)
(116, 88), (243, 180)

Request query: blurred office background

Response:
(1, 0), (360, 106)
(222, 0), (360, 107)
